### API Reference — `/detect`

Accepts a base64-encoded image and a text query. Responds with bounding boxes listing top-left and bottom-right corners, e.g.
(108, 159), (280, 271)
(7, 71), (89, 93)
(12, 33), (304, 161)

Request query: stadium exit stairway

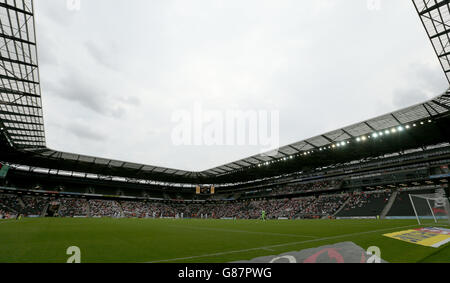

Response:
(333, 196), (352, 217)
(41, 204), (49, 217)
(380, 190), (398, 219)
(85, 202), (91, 218)
(118, 202), (125, 218)
(17, 197), (25, 211)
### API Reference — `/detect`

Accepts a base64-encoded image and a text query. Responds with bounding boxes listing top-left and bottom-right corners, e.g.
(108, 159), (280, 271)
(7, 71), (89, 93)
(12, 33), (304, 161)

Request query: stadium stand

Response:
(59, 198), (89, 217)
(0, 0), (449, 224)
(120, 201), (152, 218)
(89, 200), (122, 218)
(303, 194), (349, 217)
(0, 183), (447, 220)
(0, 194), (21, 215)
(386, 188), (438, 217)
(337, 191), (391, 217)
(21, 196), (48, 216)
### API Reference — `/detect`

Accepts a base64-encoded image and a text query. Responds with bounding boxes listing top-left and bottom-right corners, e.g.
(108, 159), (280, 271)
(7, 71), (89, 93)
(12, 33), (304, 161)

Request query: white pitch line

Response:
(167, 224), (318, 239)
(148, 224), (421, 263)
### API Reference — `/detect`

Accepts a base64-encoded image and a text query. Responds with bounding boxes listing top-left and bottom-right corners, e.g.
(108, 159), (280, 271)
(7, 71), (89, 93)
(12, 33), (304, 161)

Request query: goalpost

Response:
(409, 189), (450, 225)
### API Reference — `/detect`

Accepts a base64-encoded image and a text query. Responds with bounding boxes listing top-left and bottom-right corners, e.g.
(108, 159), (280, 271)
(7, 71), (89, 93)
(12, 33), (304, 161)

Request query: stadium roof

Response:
(1, 0), (450, 183)
(0, 0), (45, 149)
(413, 0), (450, 84)
(203, 93), (450, 176)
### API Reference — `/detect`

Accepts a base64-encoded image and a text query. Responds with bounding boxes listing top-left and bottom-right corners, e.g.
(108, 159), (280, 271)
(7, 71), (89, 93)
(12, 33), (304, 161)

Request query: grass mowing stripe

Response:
(417, 246), (450, 263)
(149, 223), (421, 263)
(167, 224), (318, 239)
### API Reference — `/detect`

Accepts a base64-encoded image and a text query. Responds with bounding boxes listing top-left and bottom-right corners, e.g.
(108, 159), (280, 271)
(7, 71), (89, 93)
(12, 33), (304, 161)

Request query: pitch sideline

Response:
(148, 223), (422, 263)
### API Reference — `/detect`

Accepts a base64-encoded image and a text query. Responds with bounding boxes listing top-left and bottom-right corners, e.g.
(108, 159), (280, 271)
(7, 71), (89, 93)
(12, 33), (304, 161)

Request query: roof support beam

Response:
(0, 87), (40, 98)
(0, 101), (41, 109)
(0, 110), (41, 118)
(2, 126), (44, 132)
(0, 56), (37, 68)
(0, 2), (34, 16)
(419, 0), (450, 16)
(432, 99), (450, 110)
(0, 118), (42, 126)
(0, 33), (36, 46)
(0, 74), (39, 85)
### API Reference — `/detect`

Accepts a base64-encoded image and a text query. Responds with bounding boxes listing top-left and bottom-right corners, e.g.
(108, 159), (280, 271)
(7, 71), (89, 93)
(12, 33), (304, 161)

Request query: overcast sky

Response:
(34, 0), (448, 172)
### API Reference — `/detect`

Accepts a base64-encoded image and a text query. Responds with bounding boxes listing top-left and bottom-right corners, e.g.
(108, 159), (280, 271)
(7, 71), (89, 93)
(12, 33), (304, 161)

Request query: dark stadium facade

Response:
(0, 0), (450, 219)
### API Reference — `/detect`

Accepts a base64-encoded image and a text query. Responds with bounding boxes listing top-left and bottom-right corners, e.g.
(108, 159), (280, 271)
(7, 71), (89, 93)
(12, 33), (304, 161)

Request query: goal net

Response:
(409, 189), (450, 225)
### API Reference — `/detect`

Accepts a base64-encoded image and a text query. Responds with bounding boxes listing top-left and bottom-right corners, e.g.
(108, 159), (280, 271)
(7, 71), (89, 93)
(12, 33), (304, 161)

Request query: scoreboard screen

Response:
(195, 186), (215, 195)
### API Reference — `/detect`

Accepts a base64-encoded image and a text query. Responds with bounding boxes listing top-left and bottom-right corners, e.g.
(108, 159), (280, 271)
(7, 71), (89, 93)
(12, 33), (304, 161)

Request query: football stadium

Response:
(1, 0), (450, 266)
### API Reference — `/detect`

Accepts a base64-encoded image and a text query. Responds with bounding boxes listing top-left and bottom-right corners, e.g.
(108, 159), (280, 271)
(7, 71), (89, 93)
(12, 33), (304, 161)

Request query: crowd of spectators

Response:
(121, 201), (153, 218)
(21, 196), (49, 216)
(88, 199), (122, 217)
(303, 194), (349, 216)
(0, 207), (14, 218)
(117, 197), (329, 219)
(344, 191), (390, 211)
(0, 191), (383, 219)
(0, 194), (21, 214)
(59, 198), (89, 217)
(262, 180), (340, 197)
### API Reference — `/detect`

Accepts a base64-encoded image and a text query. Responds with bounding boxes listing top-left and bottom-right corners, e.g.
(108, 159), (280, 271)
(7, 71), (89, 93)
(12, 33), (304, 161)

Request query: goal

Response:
(409, 189), (450, 225)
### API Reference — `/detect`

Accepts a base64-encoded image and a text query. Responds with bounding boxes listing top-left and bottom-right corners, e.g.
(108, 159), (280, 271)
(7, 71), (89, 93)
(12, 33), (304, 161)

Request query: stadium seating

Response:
(0, 194), (21, 214)
(88, 199), (122, 217)
(59, 198), (89, 217)
(303, 194), (349, 217)
(21, 196), (49, 216)
(386, 189), (436, 217)
(336, 191), (391, 217)
(0, 184), (446, 220)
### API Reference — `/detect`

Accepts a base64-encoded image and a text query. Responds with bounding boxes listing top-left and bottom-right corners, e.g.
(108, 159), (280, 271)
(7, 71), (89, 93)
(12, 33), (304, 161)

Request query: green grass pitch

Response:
(0, 218), (449, 263)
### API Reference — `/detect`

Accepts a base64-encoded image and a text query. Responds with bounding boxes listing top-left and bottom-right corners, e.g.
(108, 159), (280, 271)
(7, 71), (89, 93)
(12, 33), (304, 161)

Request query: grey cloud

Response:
(35, 0), (77, 27)
(118, 96), (141, 106)
(67, 123), (106, 142)
(36, 32), (60, 67)
(392, 62), (448, 108)
(44, 69), (135, 119)
(84, 40), (118, 71)
(392, 88), (430, 109)
(52, 72), (109, 114)
(36, 0), (449, 171)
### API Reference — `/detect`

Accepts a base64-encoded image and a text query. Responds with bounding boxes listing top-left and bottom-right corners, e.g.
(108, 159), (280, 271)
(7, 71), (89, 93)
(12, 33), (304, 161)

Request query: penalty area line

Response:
(148, 223), (421, 263)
